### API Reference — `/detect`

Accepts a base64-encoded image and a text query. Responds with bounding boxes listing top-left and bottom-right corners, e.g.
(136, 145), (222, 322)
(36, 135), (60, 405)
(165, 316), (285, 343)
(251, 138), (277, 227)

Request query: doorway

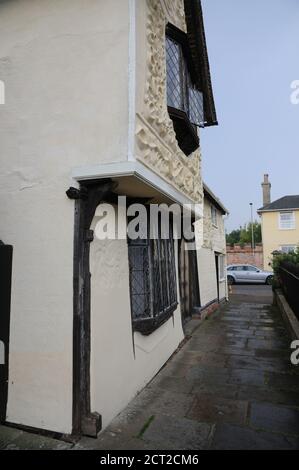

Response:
(215, 253), (220, 302)
(0, 243), (13, 423)
(178, 239), (201, 324)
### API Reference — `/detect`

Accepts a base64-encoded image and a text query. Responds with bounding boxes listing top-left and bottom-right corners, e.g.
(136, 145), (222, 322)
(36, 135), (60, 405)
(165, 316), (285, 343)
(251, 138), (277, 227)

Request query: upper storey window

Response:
(165, 26), (204, 156)
(166, 37), (204, 127)
(166, 37), (183, 110)
(211, 205), (218, 227)
(279, 211), (296, 230)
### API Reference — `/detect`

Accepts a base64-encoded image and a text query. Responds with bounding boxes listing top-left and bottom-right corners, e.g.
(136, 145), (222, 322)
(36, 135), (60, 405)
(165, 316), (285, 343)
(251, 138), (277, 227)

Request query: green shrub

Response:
(272, 246), (299, 288)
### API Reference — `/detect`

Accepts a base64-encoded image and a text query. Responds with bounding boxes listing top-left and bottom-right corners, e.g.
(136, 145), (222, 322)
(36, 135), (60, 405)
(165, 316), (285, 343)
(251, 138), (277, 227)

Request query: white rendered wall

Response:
(196, 197), (227, 308)
(197, 247), (227, 308)
(90, 209), (184, 430)
(197, 248), (218, 307)
(0, 0), (130, 433)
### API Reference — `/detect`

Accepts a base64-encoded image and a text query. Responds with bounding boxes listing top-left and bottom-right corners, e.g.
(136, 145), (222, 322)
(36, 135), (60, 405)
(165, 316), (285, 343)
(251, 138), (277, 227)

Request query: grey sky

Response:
(201, 0), (299, 231)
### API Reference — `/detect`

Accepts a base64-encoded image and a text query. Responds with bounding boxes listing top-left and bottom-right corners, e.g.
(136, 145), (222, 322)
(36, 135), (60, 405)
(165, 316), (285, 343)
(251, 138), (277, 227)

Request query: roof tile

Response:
(258, 195), (299, 212)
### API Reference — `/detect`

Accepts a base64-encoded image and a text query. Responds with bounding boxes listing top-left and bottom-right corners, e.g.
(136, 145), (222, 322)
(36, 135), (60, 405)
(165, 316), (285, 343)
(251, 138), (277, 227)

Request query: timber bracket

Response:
(71, 178), (118, 437)
(81, 412), (102, 438)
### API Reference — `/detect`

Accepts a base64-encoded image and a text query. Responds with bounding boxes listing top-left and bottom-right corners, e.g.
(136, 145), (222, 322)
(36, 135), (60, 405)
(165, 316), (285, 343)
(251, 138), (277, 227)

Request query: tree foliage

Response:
(272, 247), (299, 274)
(226, 222), (262, 246)
(271, 246), (299, 290)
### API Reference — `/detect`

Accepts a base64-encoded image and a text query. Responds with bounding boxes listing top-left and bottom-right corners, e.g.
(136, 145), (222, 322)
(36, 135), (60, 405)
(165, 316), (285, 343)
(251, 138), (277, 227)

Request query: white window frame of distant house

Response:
(218, 254), (225, 281)
(278, 211), (296, 230)
(211, 205), (218, 227)
(279, 245), (297, 254)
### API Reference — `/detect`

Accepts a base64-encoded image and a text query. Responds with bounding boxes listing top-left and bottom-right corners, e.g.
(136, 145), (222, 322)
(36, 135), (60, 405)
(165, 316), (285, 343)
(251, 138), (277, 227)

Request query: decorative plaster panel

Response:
(160, 0), (187, 32)
(135, 0), (202, 203)
(203, 200), (226, 253)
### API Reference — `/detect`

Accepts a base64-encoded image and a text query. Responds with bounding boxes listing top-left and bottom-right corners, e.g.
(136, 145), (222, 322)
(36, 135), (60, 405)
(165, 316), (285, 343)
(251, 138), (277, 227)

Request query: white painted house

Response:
(0, 0), (227, 437)
(197, 184), (229, 313)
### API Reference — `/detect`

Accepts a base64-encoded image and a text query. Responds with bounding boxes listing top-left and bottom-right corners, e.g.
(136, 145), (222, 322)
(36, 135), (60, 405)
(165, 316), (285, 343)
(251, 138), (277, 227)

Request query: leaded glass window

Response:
(166, 37), (183, 110)
(128, 213), (178, 332)
(128, 241), (151, 319)
(188, 87), (204, 126)
(166, 35), (204, 128)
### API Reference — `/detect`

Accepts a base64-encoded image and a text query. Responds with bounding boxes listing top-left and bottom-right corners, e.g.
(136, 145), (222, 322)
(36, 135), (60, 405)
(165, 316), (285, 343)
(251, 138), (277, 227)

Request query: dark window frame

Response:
(127, 211), (178, 336)
(166, 24), (204, 156)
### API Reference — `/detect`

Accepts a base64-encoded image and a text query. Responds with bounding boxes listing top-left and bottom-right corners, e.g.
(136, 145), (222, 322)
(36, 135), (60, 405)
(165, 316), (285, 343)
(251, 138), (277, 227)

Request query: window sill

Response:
(133, 303), (178, 336)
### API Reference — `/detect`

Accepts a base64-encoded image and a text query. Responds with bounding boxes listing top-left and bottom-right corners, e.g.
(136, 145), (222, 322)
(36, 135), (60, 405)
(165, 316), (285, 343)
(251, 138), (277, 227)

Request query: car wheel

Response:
(266, 275), (273, 285)
(227, 275), (235, 285)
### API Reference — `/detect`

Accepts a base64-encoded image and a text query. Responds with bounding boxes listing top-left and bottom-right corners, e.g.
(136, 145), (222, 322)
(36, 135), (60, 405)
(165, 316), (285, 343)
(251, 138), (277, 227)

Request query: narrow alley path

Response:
(77, 286), (299, 450)
(1, 286), (299, 450)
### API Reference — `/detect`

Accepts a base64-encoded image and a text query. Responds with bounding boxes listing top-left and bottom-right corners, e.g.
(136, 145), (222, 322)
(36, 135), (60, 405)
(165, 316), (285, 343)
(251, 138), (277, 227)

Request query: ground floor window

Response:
(128, 213), (178, 335)
(280, 245), (297, 254)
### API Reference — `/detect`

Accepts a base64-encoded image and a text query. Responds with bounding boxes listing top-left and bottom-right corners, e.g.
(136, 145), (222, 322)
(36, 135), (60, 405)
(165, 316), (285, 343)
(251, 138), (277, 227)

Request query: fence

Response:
(278, 261), (299, 321)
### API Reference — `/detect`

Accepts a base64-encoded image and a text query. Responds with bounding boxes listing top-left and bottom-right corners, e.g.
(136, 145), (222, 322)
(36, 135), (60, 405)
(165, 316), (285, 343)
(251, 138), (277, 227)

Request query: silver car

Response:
(227, 264), (273, 285)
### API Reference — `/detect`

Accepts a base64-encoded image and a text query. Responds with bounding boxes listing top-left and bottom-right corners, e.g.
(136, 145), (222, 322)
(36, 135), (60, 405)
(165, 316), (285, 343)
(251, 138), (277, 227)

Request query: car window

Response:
(234, 266), (245, 271)
(227, 267), (233, 271)
(246, 266), (258, 272)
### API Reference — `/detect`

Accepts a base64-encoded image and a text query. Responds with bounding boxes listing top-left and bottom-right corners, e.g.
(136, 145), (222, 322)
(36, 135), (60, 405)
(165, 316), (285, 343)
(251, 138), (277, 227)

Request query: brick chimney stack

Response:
(261, 174), (271, 207)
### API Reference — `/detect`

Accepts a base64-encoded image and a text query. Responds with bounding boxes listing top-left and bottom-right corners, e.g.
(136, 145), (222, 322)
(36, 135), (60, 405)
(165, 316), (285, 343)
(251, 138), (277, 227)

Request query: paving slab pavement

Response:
(0, 426), (72, 450)
(1, 285), (298, 450)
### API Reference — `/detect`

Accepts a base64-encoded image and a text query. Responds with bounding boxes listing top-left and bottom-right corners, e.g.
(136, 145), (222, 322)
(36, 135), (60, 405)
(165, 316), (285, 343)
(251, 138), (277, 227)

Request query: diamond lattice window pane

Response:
(166, 37), (183, 110)
(128, 218), (178, 322)
(129, 245), (151, 319)
(189, 87), (204, 127)
(151, 238), (164, 316)
(167, 238), (177, 306)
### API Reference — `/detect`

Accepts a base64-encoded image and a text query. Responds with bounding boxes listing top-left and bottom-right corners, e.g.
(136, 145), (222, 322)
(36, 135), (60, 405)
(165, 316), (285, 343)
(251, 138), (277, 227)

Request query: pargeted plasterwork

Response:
(160, 0), (186, 32)
(202, 200), (226, 253)
(135, 0), (202, 203)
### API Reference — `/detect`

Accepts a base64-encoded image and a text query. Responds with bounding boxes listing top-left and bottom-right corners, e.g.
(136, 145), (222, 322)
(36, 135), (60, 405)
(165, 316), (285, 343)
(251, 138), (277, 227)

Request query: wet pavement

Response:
(1, 285), (299, 450)
(77, 285), (299, 450)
